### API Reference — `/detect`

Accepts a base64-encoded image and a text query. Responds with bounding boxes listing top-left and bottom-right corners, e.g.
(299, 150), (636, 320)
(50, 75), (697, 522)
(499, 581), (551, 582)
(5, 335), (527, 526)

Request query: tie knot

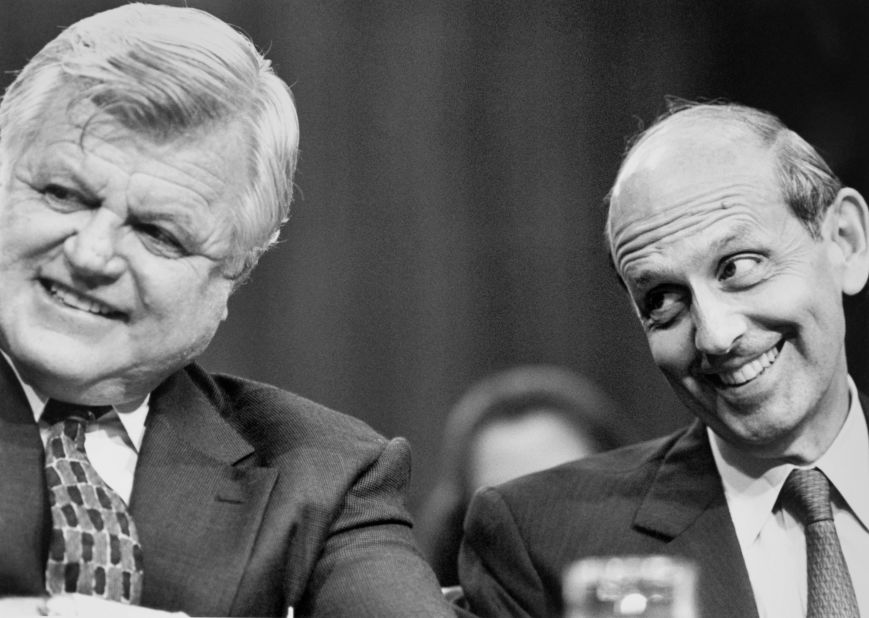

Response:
(779, 467), (833, 525)
(42, 399), (113, 426)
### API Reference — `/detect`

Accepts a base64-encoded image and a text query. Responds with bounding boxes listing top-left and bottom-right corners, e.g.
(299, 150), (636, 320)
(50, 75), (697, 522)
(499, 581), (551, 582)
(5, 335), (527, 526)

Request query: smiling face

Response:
(0, 100), (248, 405)
(608, 119), (869, 463)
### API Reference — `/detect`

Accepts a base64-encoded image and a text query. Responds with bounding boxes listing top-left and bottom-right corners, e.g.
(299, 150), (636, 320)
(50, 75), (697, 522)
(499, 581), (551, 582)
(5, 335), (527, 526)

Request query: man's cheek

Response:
(649, 338), (690, 375)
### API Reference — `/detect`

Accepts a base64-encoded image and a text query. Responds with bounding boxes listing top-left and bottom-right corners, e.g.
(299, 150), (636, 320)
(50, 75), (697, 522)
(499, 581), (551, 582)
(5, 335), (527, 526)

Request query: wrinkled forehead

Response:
(607, 120), (778, 253)
(16, 90), (246, 175)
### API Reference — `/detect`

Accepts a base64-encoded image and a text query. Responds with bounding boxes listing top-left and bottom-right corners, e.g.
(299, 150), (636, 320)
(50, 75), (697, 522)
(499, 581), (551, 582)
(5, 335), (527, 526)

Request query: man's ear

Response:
(825, 187), (869, 296)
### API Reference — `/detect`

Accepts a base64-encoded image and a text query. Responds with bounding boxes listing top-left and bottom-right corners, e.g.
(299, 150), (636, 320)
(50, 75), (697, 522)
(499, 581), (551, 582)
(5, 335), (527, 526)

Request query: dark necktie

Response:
(779, 467), (859, 618)
(43, 400), (144, 604)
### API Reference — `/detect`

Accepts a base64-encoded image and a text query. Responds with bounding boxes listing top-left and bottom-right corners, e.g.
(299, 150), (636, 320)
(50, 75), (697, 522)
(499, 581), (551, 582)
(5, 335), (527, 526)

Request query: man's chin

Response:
(52, 381), (152, 408)
(7, 352), (131, 404)
(679, 381), (778, 421)
(708, 412), (811, 460)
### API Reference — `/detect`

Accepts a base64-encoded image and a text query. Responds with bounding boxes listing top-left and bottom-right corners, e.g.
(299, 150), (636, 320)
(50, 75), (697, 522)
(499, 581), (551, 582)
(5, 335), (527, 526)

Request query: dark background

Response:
(2, 0), (868, 511)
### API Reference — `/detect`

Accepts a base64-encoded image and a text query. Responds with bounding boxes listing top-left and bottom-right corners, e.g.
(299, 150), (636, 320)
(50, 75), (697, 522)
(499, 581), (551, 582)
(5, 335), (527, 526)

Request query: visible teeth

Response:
(719, 346), (779, 386)
(49, 283), (113, 316)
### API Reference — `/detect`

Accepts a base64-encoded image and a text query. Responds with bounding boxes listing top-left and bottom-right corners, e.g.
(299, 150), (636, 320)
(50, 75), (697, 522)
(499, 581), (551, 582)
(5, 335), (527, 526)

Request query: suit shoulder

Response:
(186, 364), (390, 456)
(464, 428), (696, 560)
(493, 428), (687, 504)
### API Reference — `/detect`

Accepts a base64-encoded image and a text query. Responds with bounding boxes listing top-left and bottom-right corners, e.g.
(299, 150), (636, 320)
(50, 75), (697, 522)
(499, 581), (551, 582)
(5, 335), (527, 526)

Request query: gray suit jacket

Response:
(458, 411), (820, 617)
(0, 358), (455, 617)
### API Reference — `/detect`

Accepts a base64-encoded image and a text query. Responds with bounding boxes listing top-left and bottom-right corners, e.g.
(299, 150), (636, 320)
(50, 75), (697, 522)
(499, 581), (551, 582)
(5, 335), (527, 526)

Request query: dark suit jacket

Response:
(459, 410), (842, 618)
(0, 358), (455, 617)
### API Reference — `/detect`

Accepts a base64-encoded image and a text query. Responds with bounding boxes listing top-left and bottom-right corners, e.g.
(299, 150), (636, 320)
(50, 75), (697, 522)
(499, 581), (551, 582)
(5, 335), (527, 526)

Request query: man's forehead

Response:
(621, 117), (766, 181)
(606, 118), (783, 265)
(612, 121), (775, 212)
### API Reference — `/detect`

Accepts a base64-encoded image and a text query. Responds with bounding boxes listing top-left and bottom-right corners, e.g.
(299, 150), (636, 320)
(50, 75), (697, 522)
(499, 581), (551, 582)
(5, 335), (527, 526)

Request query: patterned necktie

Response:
(779, 467), (859, 618)
(43, 400), (144, 604)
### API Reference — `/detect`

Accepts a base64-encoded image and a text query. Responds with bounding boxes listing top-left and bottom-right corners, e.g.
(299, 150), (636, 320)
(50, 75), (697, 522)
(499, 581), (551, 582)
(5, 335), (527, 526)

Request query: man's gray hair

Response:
(0, 3), (300, 283)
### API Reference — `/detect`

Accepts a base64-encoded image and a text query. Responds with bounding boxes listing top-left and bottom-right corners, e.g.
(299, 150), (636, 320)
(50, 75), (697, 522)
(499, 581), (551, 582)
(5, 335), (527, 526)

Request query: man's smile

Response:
(40, 279), (125, 319)
(700, 342), (783, 388)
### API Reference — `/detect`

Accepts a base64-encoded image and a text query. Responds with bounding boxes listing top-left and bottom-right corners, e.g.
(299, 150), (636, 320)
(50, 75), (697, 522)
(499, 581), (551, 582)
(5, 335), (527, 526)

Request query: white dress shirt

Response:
(2, 352), (149, 506)
(709, 376), (869, 618)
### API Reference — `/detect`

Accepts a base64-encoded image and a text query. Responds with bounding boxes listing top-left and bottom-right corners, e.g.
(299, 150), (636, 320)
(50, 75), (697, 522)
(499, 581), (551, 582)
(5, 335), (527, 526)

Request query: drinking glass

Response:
(562, 555), (698, 618)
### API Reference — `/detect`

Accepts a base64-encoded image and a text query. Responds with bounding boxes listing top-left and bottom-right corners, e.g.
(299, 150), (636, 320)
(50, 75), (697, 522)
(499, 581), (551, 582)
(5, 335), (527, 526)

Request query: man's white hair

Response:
(0, 3), (300, 284)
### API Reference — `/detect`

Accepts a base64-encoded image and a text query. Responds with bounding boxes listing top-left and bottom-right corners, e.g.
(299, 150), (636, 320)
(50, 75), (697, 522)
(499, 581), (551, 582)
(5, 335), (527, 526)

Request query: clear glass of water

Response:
(562, 555), (698, 618)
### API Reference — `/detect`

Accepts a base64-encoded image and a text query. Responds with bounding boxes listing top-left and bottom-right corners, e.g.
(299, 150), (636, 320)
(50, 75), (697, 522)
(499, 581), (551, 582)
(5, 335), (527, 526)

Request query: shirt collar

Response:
(0, 350), (150, 452)
(815, 380), (869, 529)
(709, 375), (869, 547)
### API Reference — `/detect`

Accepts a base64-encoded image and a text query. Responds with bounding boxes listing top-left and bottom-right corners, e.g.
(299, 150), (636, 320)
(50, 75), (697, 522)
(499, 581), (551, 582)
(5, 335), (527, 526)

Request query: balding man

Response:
(458, 102), (869, 618)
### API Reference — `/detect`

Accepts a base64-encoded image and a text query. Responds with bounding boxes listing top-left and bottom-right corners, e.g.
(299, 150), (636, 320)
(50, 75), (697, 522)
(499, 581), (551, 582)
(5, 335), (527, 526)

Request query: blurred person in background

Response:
(458, 101), (869, 617)
(416, 365), (624, 586)
(0, 4), (455, 616)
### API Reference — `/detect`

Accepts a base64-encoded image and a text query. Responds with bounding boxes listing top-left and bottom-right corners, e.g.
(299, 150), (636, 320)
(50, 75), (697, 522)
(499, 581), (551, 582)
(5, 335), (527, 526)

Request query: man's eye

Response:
(642, 288), (686, 327)
(718, 255), (761, 282)
(42, 184), (89, 209)
(136, 223), (188, 257)
(45, 184), (72, 199)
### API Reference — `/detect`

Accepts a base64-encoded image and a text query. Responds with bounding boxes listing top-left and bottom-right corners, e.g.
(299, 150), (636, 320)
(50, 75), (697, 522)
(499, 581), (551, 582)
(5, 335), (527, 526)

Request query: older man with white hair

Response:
(0, 4), (455, 616)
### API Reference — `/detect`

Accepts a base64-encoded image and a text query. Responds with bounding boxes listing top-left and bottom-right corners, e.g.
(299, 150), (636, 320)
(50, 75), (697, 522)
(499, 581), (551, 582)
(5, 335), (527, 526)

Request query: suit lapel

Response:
(633, 420), (758, 618)
(131, 367), (278, 616)
(0, 355), (48, 593)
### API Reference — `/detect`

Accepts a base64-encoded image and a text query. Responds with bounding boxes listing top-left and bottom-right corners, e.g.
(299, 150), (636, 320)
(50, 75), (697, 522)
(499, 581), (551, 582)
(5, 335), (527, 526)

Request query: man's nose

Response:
(62, 209), (126, 280)
(690, 288), (747, 356)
